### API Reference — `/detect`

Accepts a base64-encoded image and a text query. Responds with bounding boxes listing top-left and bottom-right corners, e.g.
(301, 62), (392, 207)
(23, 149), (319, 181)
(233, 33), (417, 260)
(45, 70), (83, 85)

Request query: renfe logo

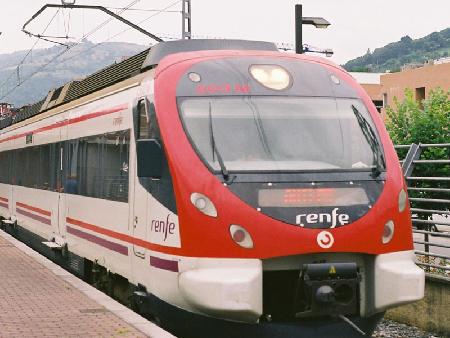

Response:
(296, 208), (350, 228)
(150, 215), (176, 241)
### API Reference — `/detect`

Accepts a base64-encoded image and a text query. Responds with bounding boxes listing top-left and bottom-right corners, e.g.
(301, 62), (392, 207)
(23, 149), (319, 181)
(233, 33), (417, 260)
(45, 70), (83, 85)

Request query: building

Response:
(350, 72), (384, 113)
(352, 58), (450, 119)
(380, 59), (450, 116)
(0, 103), (13, 118)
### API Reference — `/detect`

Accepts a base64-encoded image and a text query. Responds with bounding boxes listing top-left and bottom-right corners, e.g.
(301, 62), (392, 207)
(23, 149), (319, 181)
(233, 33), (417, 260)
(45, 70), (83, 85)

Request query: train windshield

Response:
(179, 96), (385, 173)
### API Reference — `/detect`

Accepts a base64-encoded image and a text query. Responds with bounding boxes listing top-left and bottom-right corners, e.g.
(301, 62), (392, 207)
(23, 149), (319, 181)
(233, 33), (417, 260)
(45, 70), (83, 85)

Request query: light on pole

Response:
(295, 4), (331, 54)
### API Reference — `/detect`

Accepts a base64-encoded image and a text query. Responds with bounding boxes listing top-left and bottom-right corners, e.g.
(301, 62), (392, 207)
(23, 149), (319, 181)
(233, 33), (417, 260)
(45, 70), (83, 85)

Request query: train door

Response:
(7, 162), (14, 221)
(56, 113), (68, 242)
(132, 97), (150, 258)
(7, 152), (13, 219)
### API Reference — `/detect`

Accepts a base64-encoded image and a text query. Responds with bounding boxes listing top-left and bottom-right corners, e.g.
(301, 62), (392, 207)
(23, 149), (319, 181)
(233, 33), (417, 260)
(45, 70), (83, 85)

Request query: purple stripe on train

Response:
(66, 226), (128, 256)
(150, 255), (179, 272)
(16, 207), (51, 225)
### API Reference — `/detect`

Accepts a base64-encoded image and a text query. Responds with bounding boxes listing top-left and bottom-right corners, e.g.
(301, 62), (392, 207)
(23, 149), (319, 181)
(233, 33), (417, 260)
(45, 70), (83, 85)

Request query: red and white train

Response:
(0, 40), (424, 337)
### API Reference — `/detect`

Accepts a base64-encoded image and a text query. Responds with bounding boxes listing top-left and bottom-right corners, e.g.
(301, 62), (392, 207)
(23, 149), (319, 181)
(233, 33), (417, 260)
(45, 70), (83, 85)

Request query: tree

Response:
(385, 88), (450, 227)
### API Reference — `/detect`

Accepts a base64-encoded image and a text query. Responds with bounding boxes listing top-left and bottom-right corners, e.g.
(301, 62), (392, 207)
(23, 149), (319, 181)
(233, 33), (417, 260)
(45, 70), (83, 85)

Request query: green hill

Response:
(343, 27), (450, 73)
(0, 41), (147, 107)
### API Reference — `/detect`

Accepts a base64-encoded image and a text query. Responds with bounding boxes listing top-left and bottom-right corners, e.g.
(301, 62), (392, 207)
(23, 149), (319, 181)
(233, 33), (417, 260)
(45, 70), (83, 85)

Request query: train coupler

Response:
(294, 262), (359, 318)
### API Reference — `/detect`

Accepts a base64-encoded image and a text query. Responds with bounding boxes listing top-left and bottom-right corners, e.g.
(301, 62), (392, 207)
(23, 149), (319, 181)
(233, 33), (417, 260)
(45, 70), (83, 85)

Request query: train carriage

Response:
(0, 39), (424, 338)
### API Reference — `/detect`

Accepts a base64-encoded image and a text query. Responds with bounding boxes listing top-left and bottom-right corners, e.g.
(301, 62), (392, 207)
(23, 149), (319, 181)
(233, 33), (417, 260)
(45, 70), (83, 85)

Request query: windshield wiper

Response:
(351, 105), (385, 178)
(208, 102), (230, 182)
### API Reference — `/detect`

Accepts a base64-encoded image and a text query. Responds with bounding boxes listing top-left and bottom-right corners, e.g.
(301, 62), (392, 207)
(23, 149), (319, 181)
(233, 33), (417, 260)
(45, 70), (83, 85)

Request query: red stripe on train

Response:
(0, 104), (128, 144)
(16, 202), (51, 217)
(65, 216), (178, 253)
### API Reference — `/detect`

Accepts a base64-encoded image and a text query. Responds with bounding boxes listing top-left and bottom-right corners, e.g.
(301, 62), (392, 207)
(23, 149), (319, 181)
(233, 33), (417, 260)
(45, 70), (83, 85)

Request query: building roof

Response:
(349, 72), (383, 85)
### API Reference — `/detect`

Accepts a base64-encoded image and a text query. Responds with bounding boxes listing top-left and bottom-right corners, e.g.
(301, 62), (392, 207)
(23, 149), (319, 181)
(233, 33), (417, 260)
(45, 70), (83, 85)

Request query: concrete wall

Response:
(381, 62), (450, 108)
(355, 62), (450, 120)
(361, 83), (383, 101)
(386, 274), (450, 336)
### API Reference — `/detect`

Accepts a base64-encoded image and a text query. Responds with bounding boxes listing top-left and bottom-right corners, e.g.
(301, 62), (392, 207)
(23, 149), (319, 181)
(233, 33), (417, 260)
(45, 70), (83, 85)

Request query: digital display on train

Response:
(258, 188), (369, 207)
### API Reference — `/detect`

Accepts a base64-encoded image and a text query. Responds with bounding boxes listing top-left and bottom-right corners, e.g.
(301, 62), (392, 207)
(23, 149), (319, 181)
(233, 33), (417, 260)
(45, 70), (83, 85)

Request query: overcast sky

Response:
(0, 0), (449, 65)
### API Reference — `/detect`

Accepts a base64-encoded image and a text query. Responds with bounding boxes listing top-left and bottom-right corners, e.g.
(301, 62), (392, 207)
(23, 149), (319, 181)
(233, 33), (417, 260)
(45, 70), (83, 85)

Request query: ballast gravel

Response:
(372, 319), (443, 338)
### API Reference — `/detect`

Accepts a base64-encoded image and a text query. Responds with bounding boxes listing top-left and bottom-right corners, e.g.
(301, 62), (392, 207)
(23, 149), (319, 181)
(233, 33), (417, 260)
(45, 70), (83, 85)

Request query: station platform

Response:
(0, 230), (174, 338)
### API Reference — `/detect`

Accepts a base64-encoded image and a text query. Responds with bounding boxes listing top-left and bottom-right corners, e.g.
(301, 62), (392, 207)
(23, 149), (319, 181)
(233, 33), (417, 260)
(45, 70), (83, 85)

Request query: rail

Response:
(395, 143), (450, 277)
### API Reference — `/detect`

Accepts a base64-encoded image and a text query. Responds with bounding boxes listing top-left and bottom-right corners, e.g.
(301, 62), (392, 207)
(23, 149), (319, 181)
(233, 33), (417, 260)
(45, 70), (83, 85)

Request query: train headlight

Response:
(398, 188), (407, 213)
(190, 193), (217, 217)
(188, 72), (201, 83)
(249, 65), (291, 90)
(382, 220), (395, 244)
(229, 225), (254, 249)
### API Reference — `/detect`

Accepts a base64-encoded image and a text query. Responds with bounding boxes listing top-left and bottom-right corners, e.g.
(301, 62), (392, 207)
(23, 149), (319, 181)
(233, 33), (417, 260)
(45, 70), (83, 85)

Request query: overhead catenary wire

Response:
(81, 0), (142, 43)
(0, 0), (143, 102)
(47, 0), (182, 72)
(1, 0), (207, 103)
(0, 9), (61, 95)
(105, 7), (180, 13)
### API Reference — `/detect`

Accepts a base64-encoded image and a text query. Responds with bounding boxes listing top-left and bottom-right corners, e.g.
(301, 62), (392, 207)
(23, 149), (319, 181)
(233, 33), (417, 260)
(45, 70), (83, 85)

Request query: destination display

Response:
(258, 188), (369, 208)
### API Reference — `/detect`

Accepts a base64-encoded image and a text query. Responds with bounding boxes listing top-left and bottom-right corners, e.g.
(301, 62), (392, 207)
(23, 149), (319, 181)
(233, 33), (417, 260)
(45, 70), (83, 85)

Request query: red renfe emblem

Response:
(317, 231), (334, 249)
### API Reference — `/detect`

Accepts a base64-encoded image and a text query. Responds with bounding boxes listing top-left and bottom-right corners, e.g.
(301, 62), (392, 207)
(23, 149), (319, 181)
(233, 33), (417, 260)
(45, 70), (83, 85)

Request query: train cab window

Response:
(148, 101), (160, 139)
(137, 98), (160, 140)
(134, 97), (175, 211)
(137, 99), (150, 140)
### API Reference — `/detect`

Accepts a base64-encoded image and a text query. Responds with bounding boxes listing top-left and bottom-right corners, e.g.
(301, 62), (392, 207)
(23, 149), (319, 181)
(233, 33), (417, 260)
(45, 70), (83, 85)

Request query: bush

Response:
(386, 88), (450, 145)
(385, 88), (450, 221)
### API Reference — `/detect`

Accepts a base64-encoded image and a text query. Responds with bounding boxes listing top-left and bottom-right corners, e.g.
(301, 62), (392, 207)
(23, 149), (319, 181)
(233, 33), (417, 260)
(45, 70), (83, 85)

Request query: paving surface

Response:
(1, 228), (442, 338)
(0, 230), (174, 338)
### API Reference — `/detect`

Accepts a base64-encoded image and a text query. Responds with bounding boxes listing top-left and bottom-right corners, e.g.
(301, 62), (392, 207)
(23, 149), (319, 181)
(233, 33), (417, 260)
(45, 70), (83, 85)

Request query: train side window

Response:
(15, 148), (26, 186)
(29, 146), (40, 188)
(137, 98), (150, 140)
(39, 144), (53, 190)
(75, 130), (130, 202)
(3, 131), (128, 200)
(0, 151), (10, 184)
(63, 140), (79, 195)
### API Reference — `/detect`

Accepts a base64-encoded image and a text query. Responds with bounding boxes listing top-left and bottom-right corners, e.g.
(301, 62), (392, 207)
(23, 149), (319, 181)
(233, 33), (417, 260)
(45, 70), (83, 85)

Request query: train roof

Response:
(0, 39), (278, 131)
(142, 39), (277, 69)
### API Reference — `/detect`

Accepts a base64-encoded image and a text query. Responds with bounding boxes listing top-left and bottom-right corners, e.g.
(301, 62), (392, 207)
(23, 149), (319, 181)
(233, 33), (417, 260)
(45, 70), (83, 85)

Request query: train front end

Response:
(146, 40), (424, 337)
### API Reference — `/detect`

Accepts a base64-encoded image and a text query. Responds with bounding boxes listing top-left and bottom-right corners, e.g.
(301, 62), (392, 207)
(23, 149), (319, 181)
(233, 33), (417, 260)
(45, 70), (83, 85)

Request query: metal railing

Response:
(395, 143), (450, 276)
